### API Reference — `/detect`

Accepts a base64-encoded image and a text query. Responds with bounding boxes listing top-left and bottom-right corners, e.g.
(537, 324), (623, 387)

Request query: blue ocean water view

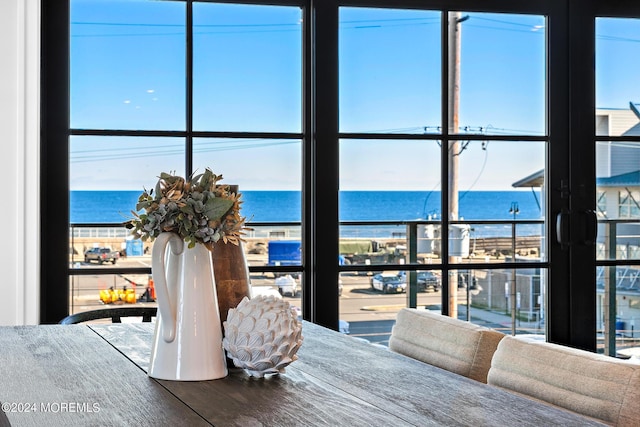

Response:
(71, 190), (542, 225)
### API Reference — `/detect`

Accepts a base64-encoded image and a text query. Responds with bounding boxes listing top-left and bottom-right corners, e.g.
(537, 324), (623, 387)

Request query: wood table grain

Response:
(0, 325), (209, 427)
(89, 322), (607, 427)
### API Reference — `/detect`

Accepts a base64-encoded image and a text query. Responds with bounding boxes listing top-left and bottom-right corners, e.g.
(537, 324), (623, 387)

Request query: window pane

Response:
(596, 18), (640, 131)
(339, 8), (441, 133)
(339, 139), (440, 194)
(597, 265), (640, 355)
(454, 140), (545, 220)
(596, 220), (640, 261)
(193, 138), (302, 195)
(193, 3), (302, 132)
(338, 137), (440, 262)
(453, 12), (546, 136)
(70, 136), (185, 194)
(596, 17), (640, 356)
(71, 0), (186, 130)
(449, 138), (546, 266)
(450, 12), (546, 135)
(68, 272), (152, 313)
(459, 268), (546, 336)
(193, 137), (303, 307)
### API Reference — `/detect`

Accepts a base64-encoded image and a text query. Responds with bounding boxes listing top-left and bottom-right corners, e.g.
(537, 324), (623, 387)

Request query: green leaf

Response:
(180, 204), (195, 216)
(203, 197), (234, 221)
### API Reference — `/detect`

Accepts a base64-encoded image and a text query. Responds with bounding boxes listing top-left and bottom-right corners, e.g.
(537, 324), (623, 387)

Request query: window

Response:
(618, 190), (640, 218)
(58, 0), (307, 324)
(337, 7), (547, 338)
(595, 14), (640, 355)
(42, 0), (640, 353)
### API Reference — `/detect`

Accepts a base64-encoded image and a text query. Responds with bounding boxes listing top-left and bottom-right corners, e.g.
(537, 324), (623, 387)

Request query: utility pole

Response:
(448, 11), (463, 318)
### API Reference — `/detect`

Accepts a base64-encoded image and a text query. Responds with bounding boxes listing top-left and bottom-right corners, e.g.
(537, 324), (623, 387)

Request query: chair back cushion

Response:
(389, 308), (505, 383)
(488, 335), (640, 426)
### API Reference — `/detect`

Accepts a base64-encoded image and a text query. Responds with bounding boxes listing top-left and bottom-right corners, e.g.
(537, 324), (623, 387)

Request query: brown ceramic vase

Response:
(211, 238), (251, 327)
(211, 185), (251, 329)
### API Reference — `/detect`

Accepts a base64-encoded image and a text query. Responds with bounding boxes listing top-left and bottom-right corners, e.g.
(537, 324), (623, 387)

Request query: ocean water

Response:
(71, 190), (543, 227)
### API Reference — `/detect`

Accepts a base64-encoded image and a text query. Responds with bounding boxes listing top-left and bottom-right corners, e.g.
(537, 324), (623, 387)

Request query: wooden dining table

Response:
(0, 321), (606, 426)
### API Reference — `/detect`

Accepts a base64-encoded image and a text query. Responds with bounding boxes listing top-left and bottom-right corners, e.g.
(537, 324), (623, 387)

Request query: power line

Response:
(71, 122), (545, 164)
(71, 139), (298, 163)
(70, 14), (640, 43)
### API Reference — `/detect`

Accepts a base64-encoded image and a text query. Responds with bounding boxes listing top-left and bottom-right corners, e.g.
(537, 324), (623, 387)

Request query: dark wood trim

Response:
(40, 0), (70, 323)
(308, 0), (340, 330)
(186, 1), (194, 176)
(566, 0), (597, 351)
(546, 0), (572, 346)
(302, 0), (313, 322)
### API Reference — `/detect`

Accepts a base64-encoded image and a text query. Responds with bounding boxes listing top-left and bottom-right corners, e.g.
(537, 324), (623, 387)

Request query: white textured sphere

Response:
(223, 295), (303, 377)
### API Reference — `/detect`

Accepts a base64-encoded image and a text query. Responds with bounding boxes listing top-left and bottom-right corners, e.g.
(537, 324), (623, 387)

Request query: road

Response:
(70, 255), (518, 345)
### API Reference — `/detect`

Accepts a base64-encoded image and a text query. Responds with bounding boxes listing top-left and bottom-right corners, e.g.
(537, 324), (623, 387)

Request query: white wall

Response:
(0, 0), (40, 325)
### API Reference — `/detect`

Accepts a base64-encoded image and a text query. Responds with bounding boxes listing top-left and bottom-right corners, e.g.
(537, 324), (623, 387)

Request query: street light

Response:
(509, 202), (520, 220)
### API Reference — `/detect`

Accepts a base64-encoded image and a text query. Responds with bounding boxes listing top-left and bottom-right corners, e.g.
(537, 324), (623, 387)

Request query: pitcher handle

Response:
(151, 232), (184, 343)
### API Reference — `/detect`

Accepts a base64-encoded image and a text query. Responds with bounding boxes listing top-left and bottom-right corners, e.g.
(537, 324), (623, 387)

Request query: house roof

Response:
(512, 169), (640, 188)
(624, 122), (640, 135)
(597, 170), (640, 187)
(512, 169), (544, 188)
(512, 102), (640, 188)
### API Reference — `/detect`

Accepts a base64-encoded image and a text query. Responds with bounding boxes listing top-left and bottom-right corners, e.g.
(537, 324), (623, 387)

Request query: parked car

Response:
(275, 274), (299, 297)
(84, 247), (119, 264)
(417, 271), (441, 292)
(370, 273), (406, 293)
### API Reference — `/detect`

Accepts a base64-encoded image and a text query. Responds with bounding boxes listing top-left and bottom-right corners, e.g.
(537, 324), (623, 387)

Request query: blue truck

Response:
(268, 240), (347, 267)
(268, 240), (302, 267)
(268, 240), (302, 279)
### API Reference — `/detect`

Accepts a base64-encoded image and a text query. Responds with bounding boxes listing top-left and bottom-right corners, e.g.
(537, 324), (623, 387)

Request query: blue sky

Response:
(69, 1), (639, 191)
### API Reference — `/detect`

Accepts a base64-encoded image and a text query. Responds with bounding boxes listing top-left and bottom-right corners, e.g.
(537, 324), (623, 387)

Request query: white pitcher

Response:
(149, 232), (228, 381)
